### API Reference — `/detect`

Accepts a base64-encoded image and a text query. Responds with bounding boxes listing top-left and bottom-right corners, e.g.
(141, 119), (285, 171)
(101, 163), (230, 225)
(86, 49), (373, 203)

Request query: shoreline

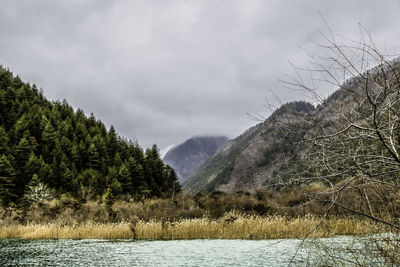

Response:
(0, 215), (378, 240)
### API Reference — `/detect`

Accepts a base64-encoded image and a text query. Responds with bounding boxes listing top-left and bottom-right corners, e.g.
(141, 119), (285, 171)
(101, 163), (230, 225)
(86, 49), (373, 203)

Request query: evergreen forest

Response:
(0, 66), (181, 206)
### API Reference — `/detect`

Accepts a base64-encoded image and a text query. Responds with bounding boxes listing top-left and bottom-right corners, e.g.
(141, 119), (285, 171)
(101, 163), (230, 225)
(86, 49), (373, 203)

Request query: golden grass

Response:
(0, 212), (378, 240)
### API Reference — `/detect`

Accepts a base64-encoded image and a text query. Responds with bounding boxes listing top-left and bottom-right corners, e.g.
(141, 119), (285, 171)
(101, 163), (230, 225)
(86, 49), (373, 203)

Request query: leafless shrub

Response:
(25, 183), (54, 204)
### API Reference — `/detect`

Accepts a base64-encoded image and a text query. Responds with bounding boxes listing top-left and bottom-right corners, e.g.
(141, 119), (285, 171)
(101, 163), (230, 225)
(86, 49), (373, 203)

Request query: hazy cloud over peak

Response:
(1, 0), (399, 150)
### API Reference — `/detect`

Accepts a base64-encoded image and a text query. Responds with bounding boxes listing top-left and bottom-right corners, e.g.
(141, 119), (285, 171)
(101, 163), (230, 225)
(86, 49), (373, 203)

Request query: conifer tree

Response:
(14, 136), (31, 167)
(75, 121), (87, 141)
(110, 178), (122, 195)
(42, 121), (56, 144)
(14, 113), (30, 139)
(41, 121), (56, 161)
(0, 155), (17, 205)
(129, 157), (147, 196)
(144, 145), (165, 196)
(106, 166), (118, 185)
(113, 152), (122, 168)
(13, 136), (32, 195)
(59, 154), (74, 192)
(71, 144), (79, 165)
(118, 162), (131, 194)
(0, 126), (8, 155)
(38, 158), (54, 186)
(0, 90), (6, 126)
(87, 143), (100, 169)
(107, 125), (119, 157)
(163, 165), (181, 197)
(25, 153), (41, 185)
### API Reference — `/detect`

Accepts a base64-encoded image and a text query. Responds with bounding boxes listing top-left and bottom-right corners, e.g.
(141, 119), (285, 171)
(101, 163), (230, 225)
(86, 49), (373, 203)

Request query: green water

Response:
(0, 237), (370, 266)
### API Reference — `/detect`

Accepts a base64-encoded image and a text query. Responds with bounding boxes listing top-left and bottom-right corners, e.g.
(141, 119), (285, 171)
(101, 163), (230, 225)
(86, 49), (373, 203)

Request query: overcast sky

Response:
(1, 0), (400, 153)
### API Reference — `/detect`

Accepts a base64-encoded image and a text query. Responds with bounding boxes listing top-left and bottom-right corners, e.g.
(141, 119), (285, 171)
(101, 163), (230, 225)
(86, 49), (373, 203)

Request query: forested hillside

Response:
(0, 66), (180, 206)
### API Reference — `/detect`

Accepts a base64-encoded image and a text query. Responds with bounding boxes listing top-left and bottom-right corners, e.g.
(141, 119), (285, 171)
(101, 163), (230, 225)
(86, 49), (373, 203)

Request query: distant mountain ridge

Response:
(163, 136), (229, 183)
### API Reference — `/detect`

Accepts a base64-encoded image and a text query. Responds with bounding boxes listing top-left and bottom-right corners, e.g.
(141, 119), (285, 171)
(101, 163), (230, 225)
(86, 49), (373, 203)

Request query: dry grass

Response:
(0, 222), (133, 239)
(0, 212), (378, 240)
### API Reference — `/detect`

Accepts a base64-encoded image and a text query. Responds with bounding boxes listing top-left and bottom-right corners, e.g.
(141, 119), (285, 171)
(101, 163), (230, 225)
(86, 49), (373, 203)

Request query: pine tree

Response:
(110, 178), (122, 195)
(42, 121), (56, 144)
(0, 155), (17, 205)
(0, 90), (6, 126)
(0, 126), (8, 155)
(14, 113), (30, 139)
(71, 144), (79, 165)
(17, 100), (30, 117)
(14, 136), (31, 167)
(25, 153), (41, 184)
(59, 118), (73, 140)
(107, 125), (119, 158)
(87, 143), (100, 169)
(60, 136), (72, 155)
(59, 154), (74, 193)
(163, 165), (181, 197)
(3, 86), (17, 130)
(129, 157), (147, 196)
(13, 136), (32, 195)
(75, 121), (87, 141)
(118, 162), (131, 194)
(38, 158), (54, 186)
(92, 134), (107, 172)
(144, 145), (165, 197)
(77, 169), (103, 195)
(143, 149), (157, 196)
(41, 121), (56, 161)
(77, 140), (87, 169)
(113, 152), (122, 168)
(106, 166), (118, 185)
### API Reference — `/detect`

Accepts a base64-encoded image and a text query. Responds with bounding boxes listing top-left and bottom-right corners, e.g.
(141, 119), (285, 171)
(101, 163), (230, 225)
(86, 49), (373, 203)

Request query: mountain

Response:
(184, 59), (400, 193)
(163, 136), (229, 183)
(0, 66), (180, 205)
(183, 102), (315, 192)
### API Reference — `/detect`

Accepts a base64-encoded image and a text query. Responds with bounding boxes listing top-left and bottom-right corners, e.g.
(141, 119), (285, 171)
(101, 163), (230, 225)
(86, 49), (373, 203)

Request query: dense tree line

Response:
(0, 66), (180, 206)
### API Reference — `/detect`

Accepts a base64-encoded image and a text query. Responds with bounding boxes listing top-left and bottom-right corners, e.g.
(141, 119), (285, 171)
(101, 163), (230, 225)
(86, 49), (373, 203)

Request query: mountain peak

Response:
(163, 135), (229, 183)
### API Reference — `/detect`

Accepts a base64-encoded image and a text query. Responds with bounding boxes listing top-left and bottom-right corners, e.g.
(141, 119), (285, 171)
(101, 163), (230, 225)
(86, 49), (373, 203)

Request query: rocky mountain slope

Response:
(163, 136), (229, 183)
(182, 62), (393, 193)
(181, 54), (400, 194)
(182, 101), (316, 192)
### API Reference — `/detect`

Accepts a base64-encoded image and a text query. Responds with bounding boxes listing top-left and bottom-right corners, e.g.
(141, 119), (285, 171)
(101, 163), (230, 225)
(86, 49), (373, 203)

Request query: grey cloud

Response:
(0, 0), (399, 150)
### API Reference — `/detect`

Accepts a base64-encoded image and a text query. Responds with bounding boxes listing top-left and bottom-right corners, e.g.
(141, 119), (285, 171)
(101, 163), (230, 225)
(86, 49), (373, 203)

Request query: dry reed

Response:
(0, 212), (377, 240)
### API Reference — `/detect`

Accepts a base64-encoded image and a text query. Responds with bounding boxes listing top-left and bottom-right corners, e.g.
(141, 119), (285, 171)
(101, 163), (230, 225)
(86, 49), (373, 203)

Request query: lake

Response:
(0, 236), (376, 266)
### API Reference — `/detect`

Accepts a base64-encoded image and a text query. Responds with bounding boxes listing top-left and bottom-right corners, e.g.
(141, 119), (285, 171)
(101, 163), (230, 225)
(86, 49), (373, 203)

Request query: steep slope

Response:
(163, 136), (228, 183)
(0, 66), (180, 205)
(184, 59), (400, 193)
(184, 77), (368, 193)
(183, 101), (315, 192)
